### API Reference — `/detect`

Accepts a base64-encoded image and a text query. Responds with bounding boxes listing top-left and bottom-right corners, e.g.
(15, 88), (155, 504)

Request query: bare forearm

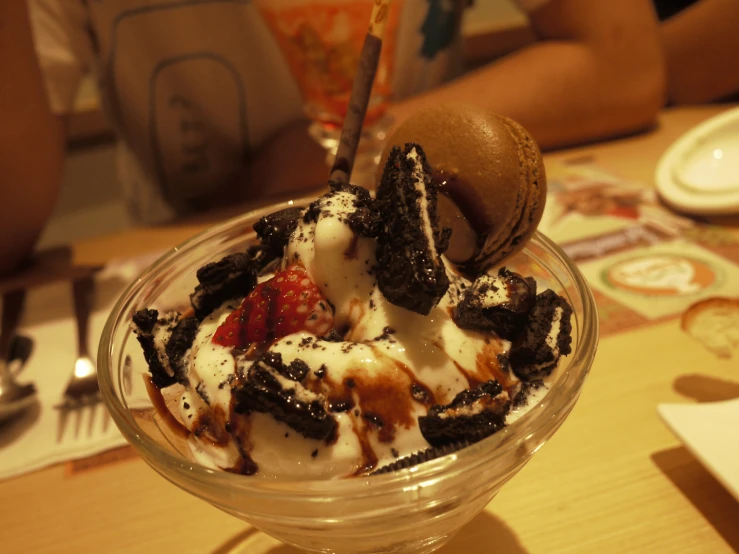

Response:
(391, 0), (665, 150)
(662, 0), (739, 104)
(0, 0), (65, 274)
(392, 41), (663, 150)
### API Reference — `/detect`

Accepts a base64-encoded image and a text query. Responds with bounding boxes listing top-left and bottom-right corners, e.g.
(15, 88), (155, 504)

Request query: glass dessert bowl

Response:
(98, 197), (598, 554)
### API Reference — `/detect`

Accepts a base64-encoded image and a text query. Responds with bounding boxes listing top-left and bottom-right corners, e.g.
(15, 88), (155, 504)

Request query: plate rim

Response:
(655, 107), (739, 215)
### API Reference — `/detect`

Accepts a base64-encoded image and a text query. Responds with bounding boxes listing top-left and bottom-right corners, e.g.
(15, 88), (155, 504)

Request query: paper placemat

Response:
(540, 159), (739, 340)
(0, 252), (163, 481)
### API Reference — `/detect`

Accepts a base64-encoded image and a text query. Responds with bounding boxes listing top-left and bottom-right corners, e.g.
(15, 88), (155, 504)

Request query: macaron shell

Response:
(473, 116), (547, 270)
(470, 120), (531, 267)
(377, 103), (523, 248)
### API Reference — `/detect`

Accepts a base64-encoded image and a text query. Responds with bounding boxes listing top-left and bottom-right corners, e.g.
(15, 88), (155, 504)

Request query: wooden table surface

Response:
(1, 105), (738, 553)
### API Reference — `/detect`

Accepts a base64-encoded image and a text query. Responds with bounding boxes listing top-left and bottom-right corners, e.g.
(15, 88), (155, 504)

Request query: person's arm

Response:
(219, 118), (329, 210)
(662, 0), (739, 105)
(389, 0), (666, 150)
(0, 0), (65, 275)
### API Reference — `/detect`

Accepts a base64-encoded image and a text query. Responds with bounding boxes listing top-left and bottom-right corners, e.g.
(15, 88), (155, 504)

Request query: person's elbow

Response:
(601, 38), (667, 137)
(616, 59), (666, 134)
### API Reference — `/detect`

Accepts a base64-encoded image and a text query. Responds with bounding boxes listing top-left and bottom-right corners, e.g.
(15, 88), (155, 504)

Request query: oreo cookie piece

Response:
(132, 308), (158, 334)
(165, 316), (199, 380)
(253, 206), (304, 261)
(375, 143), (451, 315)
(453, 267), (537, 340)
(305, 182), (382, 239)
(371, 440), (472, 475)
(512, 379), (546, 409)
(332, 181), (383, 238)
(190, 252), (259, 320)
(232, 352), (336, 441)
(131, 309), (187, 388)
(419, 380), (510, 447)
(277, 355), (310, 382)
(509, 289), (573, 380)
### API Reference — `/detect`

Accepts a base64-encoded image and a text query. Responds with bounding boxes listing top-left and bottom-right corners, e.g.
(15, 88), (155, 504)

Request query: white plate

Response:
(658, 399), (739, 502)
(655, 107), (739, 215)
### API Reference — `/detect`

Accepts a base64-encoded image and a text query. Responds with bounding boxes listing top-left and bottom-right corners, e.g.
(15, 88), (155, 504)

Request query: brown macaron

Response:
(377, 103), (547, 274)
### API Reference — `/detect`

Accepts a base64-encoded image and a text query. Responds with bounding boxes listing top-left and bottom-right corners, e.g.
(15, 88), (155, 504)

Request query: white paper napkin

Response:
(0, 252), (163, 481)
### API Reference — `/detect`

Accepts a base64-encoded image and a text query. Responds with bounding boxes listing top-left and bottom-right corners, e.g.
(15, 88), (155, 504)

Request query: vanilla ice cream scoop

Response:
(132, 142), (570, 479)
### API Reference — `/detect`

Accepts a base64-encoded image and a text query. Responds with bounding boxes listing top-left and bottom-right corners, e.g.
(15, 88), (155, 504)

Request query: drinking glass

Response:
(254, 0), (404, 184)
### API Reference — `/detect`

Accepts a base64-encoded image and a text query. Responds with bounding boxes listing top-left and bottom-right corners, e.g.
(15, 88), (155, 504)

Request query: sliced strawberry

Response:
(212, 264), (334, 348)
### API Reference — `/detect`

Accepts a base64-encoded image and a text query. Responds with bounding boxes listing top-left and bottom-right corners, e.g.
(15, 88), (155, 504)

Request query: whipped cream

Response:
(146, 188), (564, 479)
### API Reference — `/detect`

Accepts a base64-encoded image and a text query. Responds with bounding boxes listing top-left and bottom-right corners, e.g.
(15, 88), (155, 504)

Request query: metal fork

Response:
(57, 274), (100, 441)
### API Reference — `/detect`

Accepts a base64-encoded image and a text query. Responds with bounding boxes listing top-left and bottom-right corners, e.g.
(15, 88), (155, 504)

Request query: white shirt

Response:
(28, 0), (543, 223)
(31, 0), (306, 222)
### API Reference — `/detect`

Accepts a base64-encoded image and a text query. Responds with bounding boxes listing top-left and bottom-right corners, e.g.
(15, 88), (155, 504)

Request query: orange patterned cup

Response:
(256, 0), (403, 131)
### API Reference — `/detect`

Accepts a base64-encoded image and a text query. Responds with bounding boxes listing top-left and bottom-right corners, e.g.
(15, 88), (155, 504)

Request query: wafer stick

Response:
(328, 0), (391, 184)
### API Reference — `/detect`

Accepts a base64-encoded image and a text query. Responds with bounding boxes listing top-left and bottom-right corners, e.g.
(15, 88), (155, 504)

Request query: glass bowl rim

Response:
(98, 196), (598, 500)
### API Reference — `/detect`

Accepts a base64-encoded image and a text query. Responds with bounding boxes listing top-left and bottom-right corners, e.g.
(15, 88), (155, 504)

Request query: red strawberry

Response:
(212, 264), (333, 348)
